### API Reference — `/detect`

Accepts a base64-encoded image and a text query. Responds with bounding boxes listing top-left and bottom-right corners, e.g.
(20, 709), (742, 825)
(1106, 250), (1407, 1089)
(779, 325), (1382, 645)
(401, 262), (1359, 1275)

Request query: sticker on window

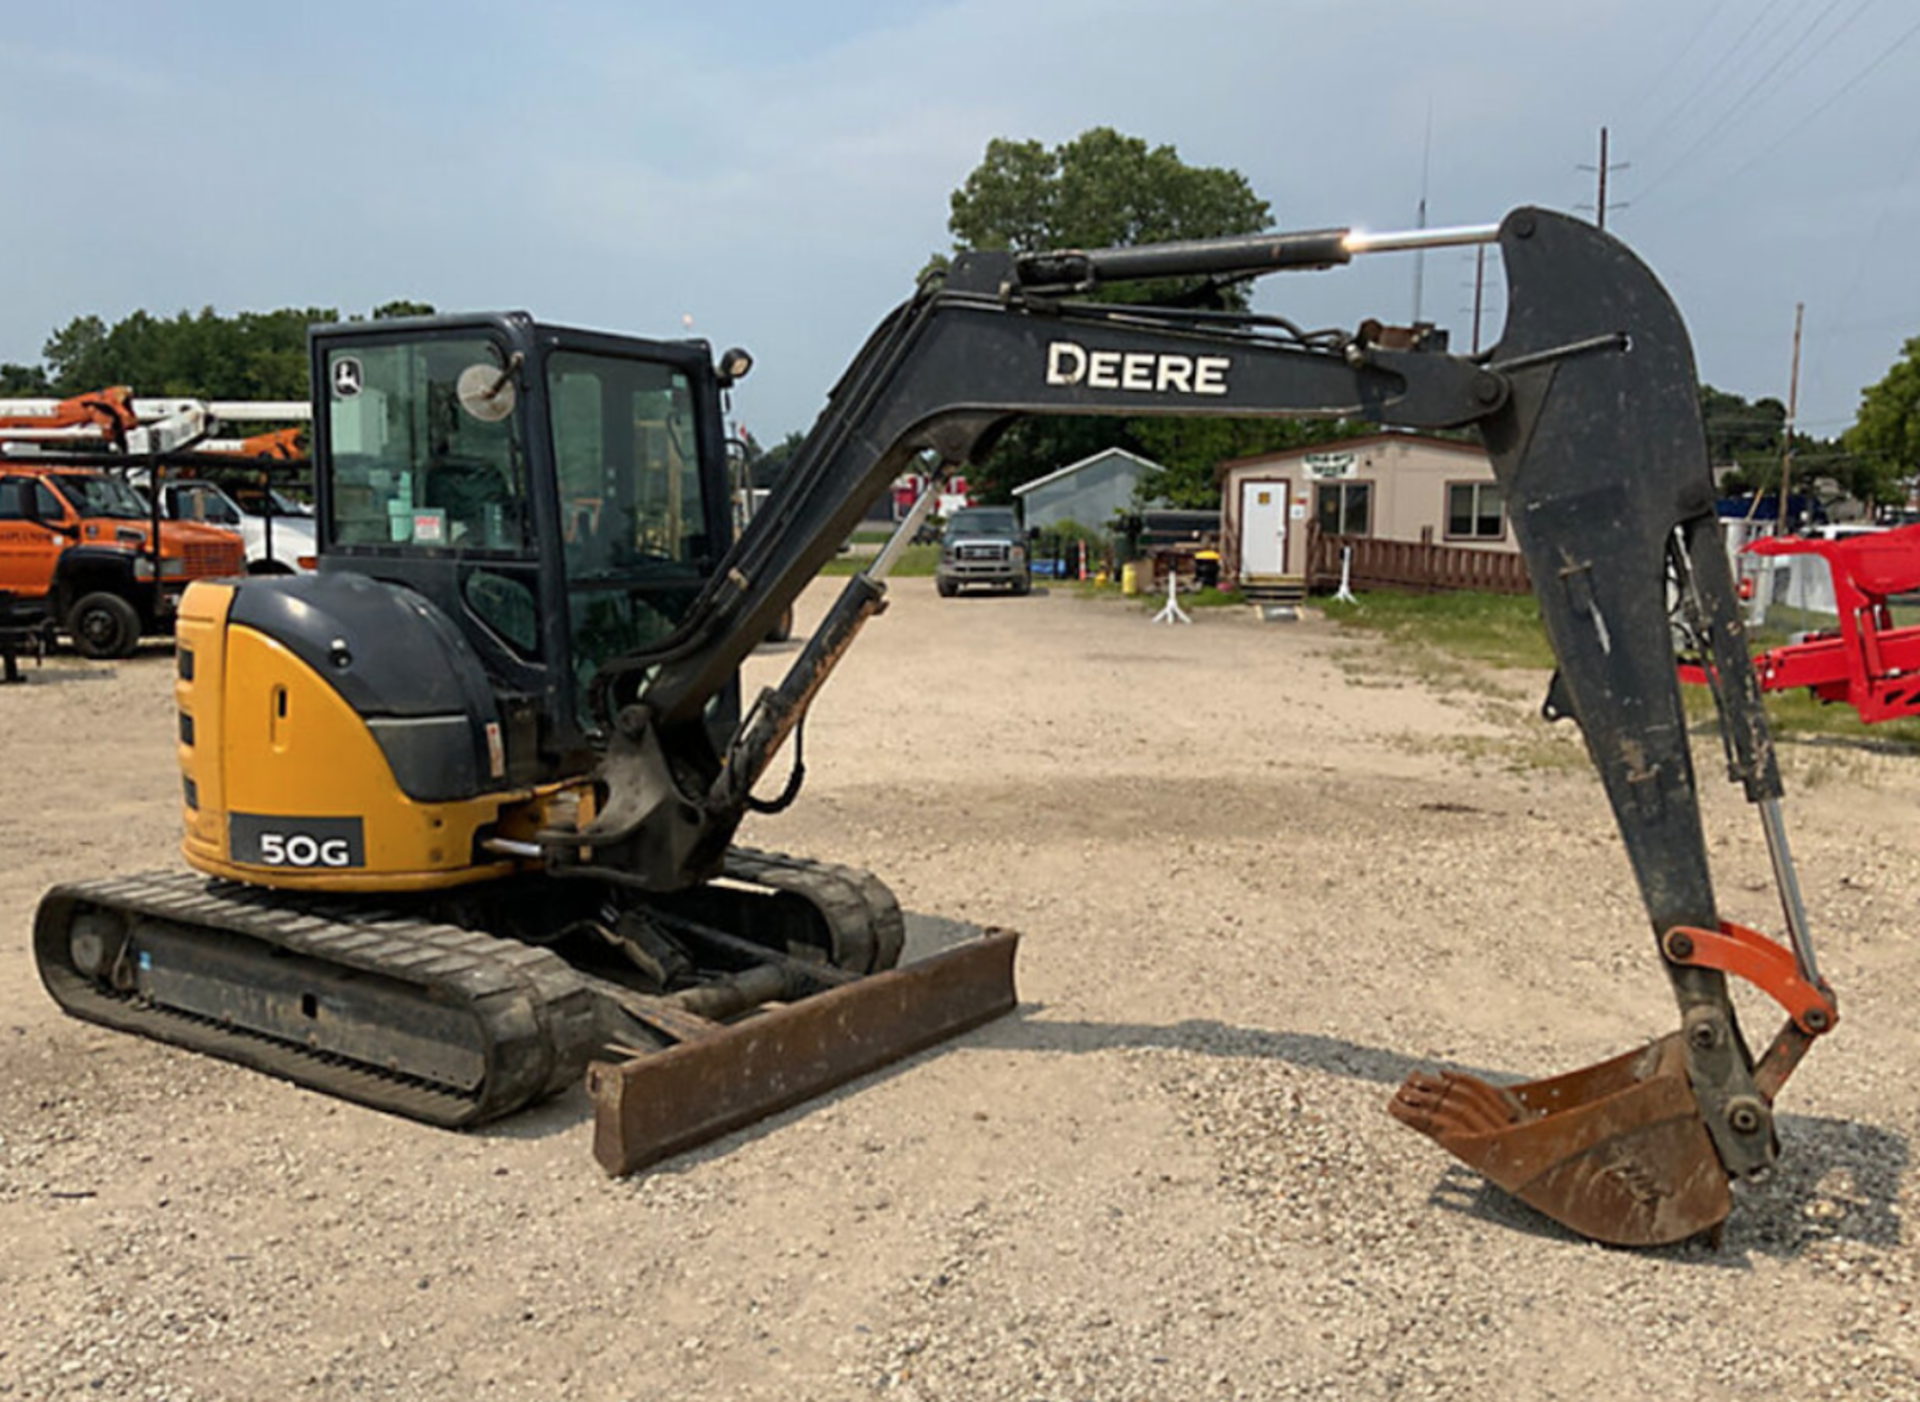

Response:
(332, 357), (364, 398)
(412, 510), (447, 543)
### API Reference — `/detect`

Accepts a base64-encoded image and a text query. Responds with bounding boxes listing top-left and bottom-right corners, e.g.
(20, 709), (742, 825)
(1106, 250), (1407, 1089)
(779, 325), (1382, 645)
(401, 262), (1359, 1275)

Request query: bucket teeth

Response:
(1389, 1034), (1733, 1247)
(1391, 1069), (1522, 1139)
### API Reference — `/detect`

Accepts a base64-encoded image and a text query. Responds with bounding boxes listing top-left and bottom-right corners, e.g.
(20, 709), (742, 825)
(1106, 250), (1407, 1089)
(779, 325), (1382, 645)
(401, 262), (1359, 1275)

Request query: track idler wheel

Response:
(1389, 1034), (1732, 1247)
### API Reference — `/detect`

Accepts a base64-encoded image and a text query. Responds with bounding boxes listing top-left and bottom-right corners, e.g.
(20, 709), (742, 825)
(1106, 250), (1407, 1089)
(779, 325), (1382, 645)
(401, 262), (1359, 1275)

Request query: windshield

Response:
(547, 348), (713, 721)
(947, 509), (1019, 539)
(49, 472), (148, 520)
(232, 485), (312, 518)
(325, 335), (530, 553)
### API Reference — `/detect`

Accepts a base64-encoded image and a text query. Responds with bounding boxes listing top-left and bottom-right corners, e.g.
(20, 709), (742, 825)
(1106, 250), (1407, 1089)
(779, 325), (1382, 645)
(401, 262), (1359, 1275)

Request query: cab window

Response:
(325, 336), (532, 554)
(0, 478), (69, 522)
(546, 349), (713, 716)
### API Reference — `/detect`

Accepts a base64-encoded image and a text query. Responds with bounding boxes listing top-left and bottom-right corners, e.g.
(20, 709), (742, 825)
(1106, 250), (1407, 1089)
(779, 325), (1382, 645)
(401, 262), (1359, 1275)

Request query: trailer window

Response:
(1314, 481), (1372, 536)
(1446, 481), (1506, 541)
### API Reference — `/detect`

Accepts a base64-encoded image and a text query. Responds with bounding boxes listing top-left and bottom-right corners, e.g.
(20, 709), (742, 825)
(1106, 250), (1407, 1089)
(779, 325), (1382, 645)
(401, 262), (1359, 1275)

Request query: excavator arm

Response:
(572, 207), (1836, 1245)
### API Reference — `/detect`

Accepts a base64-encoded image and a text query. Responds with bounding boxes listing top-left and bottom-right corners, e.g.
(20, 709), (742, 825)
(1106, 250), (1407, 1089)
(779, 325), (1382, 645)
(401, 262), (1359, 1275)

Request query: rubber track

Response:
(720, 846), (905, 973)
(34, 871), (599, 1127)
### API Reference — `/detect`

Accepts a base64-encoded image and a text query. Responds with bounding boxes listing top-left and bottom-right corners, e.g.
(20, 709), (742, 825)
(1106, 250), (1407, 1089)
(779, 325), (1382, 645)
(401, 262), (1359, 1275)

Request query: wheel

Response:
(1012, 574), (1031, 596)
(937, 578), (958, 598)
(66, 591), (142, 660)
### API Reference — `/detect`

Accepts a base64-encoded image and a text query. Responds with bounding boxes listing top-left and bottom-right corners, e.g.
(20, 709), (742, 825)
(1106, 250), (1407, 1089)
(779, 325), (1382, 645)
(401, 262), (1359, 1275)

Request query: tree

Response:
(1846, 337), (1920, 507)
(17, 302), (432, 402)
(949, 127), (1271, 309)
(750, 429), (808, 488)
(940, 128), (1274, 504)
(371, 300), (437, 320)
(1699, 383), (1785, 480)
(0, 362), (50, 394)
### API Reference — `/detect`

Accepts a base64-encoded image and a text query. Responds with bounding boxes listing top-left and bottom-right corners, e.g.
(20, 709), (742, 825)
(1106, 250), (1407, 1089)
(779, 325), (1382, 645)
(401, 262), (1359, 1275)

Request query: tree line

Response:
(0, 300), (435, 403)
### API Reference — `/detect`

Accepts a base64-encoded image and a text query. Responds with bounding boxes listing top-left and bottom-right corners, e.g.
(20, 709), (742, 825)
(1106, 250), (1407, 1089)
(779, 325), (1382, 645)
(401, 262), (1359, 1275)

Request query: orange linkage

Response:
(1662, 921), (1839, 1037)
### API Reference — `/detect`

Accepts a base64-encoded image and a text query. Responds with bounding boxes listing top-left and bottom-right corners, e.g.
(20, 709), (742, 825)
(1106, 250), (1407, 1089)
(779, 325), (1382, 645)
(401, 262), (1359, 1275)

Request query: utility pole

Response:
(1777, 302), (1805, 533)
(1577, 126), (1630, 230)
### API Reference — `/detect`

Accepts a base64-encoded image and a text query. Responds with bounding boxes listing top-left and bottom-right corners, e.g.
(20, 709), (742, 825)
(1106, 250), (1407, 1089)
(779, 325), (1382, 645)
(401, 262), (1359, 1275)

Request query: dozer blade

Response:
(588, 930), (1018, 1176)
(1389, 1033), (1731, 1247)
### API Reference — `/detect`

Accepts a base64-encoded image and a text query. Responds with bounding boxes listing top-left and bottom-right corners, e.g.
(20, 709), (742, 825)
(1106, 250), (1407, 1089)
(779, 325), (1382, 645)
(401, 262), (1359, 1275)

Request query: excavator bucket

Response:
(587, 930), (1019, 1176)
(1389, 1033), (1731, 1247)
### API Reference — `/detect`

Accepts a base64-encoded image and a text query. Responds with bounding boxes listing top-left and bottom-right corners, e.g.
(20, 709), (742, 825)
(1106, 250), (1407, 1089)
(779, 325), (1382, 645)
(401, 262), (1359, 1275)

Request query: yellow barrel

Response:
(1121, 562), (1139, 595)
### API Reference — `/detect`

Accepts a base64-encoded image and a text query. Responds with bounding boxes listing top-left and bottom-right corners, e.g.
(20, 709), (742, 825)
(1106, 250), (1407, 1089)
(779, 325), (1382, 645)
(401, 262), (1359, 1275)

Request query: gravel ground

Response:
(1, 576), (1915, 1401)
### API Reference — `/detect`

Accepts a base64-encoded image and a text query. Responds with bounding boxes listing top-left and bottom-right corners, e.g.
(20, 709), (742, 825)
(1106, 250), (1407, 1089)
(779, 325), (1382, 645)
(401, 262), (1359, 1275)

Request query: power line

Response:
(1623, 0), (1733, 118)
(1634, 0), (1789, 157)
(1635, 0), (1855, 202)
(1665, 6), (1920, 211)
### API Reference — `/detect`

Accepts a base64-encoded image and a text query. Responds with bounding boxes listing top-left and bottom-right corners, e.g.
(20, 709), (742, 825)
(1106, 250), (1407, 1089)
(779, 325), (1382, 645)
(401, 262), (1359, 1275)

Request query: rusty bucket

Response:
(1389, 1033), (1732, 1247)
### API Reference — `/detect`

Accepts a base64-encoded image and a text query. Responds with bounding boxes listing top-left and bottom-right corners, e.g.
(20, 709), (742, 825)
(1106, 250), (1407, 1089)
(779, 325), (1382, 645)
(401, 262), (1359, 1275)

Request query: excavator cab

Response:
(313, 314), (737, 754)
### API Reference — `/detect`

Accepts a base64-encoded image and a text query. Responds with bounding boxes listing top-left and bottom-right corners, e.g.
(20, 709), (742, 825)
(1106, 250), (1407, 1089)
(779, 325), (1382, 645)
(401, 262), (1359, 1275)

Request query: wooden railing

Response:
(1308, 530), (1532, 596)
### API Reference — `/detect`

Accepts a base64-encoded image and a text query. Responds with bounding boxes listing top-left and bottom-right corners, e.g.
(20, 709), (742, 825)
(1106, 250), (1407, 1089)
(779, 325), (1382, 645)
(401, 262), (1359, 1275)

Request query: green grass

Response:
(1323, 590), (1557, 671)
(1327, 588), (1920, 754)
(818, 542), (939, 577)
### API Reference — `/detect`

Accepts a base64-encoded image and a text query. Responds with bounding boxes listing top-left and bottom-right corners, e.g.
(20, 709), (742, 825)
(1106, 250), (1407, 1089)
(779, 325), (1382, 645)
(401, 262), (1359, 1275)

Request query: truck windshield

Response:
(947, 509), (1018, 538)
(50, 473), (148, 520)
(546, 349), (712, 712)
(324, 335), (530, 554)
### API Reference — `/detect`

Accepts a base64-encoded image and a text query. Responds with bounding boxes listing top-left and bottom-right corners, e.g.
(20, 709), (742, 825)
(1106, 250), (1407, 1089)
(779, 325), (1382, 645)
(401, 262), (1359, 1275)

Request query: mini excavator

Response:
(35, 209), (1840, 1247)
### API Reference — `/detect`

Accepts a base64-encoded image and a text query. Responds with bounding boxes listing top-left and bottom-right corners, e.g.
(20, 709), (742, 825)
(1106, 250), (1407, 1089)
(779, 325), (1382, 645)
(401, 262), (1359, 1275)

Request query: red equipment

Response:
(1681, 525), (1920, 724)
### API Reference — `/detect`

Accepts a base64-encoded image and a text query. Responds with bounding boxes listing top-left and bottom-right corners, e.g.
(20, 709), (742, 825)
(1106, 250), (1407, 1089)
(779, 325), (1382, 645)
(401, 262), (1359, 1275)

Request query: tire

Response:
(66, 591), (142, 660)
(1012, 575), (1031, 597)
(937, 578), (958, 598)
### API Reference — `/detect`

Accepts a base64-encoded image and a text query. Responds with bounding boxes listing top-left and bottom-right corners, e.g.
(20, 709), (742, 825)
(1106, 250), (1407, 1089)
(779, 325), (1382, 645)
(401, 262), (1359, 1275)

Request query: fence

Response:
(1307, 531), (1532, 596)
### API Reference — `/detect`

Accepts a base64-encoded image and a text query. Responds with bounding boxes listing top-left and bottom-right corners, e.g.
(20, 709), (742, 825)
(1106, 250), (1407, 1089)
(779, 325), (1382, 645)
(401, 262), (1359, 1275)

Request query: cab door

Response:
(0, 475), (72, 597)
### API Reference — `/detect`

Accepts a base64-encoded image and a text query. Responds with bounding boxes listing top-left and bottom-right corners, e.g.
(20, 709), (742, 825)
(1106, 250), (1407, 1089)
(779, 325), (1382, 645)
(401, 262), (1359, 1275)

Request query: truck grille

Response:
(184, 539), (246, 579)
(956, 543), (1009, 562)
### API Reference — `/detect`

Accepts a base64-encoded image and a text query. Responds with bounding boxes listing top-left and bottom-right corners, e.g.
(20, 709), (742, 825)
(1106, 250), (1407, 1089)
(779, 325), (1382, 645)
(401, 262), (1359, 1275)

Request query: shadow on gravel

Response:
(476, 995), (1905, 1262)
(476, 1083), (593, 1142)
(986, 1010), (1908, 1263)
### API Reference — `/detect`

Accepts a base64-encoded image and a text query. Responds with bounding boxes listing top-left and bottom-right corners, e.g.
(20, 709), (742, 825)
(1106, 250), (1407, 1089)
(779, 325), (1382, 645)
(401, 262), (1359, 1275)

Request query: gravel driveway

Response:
(2, 577), (1914, 1400)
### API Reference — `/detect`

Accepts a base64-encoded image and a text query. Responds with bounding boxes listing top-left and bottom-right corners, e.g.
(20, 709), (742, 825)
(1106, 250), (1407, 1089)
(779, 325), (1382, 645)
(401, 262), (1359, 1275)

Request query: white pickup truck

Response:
(149, 478), (317, 574)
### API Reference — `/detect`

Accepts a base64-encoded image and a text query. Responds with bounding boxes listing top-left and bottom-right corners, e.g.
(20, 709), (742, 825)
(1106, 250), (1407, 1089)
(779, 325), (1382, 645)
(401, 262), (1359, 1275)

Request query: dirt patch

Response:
(2, 581), (1914, 1400)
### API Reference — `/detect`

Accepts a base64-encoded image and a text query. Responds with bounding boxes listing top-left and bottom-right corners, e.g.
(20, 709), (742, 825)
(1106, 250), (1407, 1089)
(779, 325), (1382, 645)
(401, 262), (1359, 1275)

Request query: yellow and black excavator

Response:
(35, 209), (1839, 1247)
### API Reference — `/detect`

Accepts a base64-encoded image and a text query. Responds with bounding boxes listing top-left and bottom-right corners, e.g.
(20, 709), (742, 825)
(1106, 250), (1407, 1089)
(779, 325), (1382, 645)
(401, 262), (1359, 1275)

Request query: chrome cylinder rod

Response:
(867, 468), (948, 581)
(1758, 797), (1822, 986)
(1342, 224), (1502, 256)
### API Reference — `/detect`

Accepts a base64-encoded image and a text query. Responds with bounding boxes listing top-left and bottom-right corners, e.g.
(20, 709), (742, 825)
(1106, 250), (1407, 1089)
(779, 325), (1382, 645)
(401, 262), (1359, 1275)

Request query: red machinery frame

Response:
(1682, 524), (1920, 724)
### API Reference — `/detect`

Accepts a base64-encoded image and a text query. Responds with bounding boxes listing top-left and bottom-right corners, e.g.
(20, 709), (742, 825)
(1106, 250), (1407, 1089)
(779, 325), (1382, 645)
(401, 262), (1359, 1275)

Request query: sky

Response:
(3, 0), (1917, 451)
